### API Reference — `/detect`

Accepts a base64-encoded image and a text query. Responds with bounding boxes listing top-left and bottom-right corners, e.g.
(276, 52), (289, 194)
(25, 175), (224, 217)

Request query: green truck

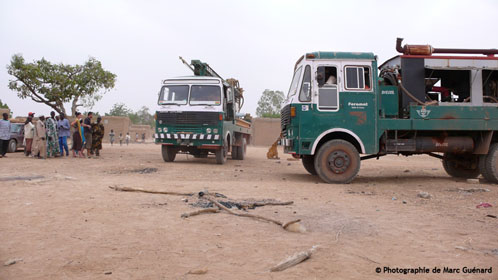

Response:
(281, 38), (498, 183)
(154, 58), (251, 164)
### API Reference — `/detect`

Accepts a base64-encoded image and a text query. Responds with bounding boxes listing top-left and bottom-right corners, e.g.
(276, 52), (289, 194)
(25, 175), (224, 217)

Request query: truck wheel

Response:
(442, 153), (479, 179)
(236, 138), (247, 160)
(302, 155), (317, 175)
(161, 145), (176, 162)
(216, 141), (227, 164)
(8, 139), (17, 153)
(479, 143), (498, 183)
(231, 144), (238, 160)
(314, 140), (360, 184)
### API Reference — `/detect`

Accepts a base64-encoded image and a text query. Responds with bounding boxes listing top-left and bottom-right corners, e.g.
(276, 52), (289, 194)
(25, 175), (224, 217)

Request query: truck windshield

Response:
(190, 85), (221, 105)
(287, 66), (303, 98)
(159, 85), (189, 105)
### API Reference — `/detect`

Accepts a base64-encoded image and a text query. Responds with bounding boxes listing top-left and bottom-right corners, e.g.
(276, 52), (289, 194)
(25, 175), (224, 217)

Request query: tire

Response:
(216, 140), (227, 164)
(161, 145), (176, 162)
(231, 143), (238, 160)
(442, 153), (479, 179)
(302, 155), (317, 175)
(8, 139), (17, 153)
(236, 138), (247, 160)
(314, 140), (360, 184)
(479, 143), (498, 183)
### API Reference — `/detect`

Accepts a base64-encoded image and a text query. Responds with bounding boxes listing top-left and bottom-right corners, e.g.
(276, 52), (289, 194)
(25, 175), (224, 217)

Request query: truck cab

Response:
(155, 60), (251, 164)
(282, 39), (498, 184)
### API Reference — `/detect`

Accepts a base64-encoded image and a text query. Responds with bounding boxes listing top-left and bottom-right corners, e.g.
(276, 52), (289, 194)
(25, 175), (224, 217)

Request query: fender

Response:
(311, 128), (365, 154)
(224, 131), (231, 145)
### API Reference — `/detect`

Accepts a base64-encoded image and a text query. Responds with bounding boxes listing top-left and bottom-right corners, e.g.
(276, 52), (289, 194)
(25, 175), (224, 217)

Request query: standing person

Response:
(125, 132), (130, 146)
(142, 133), (145, 143)
(71, 112), (84, 158)
(0, 113), (11, 158)
(109, 129), (115, 146)
(57, 113), (70, 157)
(33, 116), (47, 159)
(119, 133), (123, 146)
(135, 133), (139, 143)
(83, 112), (93, 158)
(91, 116), (105, 157)
(24, 117), (35, 156)
(46, 111), (59, 158)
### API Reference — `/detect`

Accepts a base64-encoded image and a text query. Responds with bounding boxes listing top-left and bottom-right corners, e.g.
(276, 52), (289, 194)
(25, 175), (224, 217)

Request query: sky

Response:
(1, 0), (498, 117)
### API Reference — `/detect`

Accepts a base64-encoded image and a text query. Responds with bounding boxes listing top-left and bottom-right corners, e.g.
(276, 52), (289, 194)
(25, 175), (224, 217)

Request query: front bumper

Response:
(155, 132), (220, 141)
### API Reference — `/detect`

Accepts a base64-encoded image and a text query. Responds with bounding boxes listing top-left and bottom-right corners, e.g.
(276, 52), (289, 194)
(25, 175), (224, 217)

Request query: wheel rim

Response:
(327, 150), (350, 174)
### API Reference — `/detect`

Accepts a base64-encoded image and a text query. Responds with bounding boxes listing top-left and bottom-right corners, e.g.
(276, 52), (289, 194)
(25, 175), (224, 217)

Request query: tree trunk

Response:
(71, 96), (81, 117)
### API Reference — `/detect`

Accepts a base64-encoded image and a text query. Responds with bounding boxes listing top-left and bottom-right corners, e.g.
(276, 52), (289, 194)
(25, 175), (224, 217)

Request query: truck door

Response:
(309, 62), (377, 155)
(295, 63), (340, 155)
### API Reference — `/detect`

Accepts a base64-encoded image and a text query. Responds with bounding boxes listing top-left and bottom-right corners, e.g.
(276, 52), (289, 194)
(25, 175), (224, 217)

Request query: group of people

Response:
(108, 131), (146, 146)
(22, 111), (105, 159)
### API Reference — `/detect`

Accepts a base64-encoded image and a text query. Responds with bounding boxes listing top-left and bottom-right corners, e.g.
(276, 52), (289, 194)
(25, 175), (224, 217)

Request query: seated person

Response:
(325, 75), (337, 85)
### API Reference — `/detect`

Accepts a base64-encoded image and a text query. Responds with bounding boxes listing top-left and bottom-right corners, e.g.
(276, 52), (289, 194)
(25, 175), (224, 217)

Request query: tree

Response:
(133, 106), (155, 127)
(0, 99), (8, 109)
(7, 54), (116, 116)
(0, 99), (12, 117)
(256, 89), (285, 118)
(106, 103), (132, 117)
(106, 103), (155, 127)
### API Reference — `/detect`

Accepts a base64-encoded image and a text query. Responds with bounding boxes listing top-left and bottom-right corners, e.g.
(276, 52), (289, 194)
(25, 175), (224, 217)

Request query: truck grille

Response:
(157, 112), (219, 126)
(281, 105), (291, 133)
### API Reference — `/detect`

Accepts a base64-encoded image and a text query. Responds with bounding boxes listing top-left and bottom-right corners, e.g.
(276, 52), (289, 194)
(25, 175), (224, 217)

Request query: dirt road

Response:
(1, 144), (497, 279)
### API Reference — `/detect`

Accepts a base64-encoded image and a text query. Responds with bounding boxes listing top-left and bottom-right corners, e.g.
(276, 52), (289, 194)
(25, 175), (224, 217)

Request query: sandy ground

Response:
(0, 144), (497, 280)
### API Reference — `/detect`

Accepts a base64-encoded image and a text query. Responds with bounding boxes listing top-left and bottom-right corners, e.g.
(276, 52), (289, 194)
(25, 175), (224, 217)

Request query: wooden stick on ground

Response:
(109, 186), (194, 196)
(205, 197), (301, 231)
(181, 208), (219, 218)
(252, 201), (293, 207)
(270, 245), (318, 272)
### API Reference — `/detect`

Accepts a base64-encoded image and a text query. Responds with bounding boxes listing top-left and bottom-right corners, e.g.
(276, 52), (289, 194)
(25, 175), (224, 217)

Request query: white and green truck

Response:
(154, 58), (251, 164)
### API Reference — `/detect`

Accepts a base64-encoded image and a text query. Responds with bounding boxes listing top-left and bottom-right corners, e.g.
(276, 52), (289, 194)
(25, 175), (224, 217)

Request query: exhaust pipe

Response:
(396, 38), (498, 56)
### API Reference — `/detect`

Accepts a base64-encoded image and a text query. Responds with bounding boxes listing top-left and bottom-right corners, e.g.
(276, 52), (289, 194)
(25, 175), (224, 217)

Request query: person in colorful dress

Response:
(91, 116), (105, 156)
(71, 112), (84, 158)
(45, 111), (59, 158)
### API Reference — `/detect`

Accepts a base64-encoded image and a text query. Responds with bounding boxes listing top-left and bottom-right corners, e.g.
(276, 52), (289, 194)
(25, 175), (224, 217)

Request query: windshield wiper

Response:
(160, 102), (184, 106)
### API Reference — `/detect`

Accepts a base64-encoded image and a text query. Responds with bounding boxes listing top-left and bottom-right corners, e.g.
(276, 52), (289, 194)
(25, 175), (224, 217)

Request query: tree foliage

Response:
(7, 54), (116, 116)
(106, 102), (132, 117)
(0, 99), (9, 109)
(106, 103), (155, 127)
(256, 89), (285, 118)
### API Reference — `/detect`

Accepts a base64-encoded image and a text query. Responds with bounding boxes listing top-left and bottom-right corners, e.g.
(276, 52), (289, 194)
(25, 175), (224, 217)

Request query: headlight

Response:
(157, 127), (162, 132)
(163, 127), (168, 133)
(206, 128), (212, 134)
(213, 128), (218, 134)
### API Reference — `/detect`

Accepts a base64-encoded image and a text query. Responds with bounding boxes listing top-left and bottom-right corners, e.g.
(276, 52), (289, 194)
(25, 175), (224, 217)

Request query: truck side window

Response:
(317, 66), (338, 110)
(299, 65), (312, 102)
(345, 66), (371, 90)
